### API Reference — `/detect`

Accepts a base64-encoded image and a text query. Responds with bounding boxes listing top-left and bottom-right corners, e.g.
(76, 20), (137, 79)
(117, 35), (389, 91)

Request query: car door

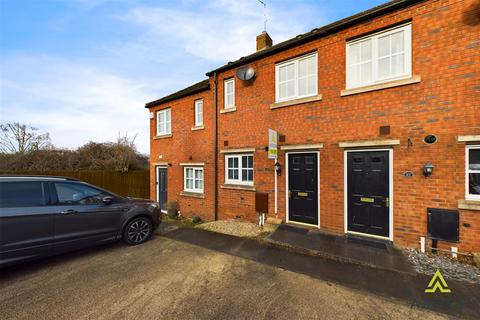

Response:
(0, 180), (55, 267)
(51, 182), (125, 254)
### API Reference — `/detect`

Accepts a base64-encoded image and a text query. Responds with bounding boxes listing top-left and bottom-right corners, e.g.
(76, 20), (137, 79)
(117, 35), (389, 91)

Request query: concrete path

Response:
(0, 232), (452, 320)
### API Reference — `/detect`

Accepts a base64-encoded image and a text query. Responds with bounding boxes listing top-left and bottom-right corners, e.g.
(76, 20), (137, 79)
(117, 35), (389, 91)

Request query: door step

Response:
(345, 234), (391, 250)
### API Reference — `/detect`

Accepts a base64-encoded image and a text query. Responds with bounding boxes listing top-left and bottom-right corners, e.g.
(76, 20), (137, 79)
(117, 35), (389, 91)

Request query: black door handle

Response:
(60, 209), (78, 215)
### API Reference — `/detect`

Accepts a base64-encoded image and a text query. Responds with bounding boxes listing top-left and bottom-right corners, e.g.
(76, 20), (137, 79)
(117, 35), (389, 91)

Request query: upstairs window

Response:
(184, 167), (204, 193)
(275, 53), (317, 102)
(156, 109), (171, 136)
(224, 78), (235, 109)
(346, 24), (412, 89)
(194, 99), (203, 126)
(225, 154), (254, 185)
(466, 146), (480, 200)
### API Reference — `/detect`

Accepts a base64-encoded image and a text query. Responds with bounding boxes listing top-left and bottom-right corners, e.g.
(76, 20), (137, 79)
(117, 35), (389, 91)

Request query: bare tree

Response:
(0, 122), (52, 154)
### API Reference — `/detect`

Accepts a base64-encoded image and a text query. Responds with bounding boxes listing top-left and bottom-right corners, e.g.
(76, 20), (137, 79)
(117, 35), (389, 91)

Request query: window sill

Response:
(341, 75), (421, 97)
(153, 133), (172, 140)
(220, 107), (237, 114)
(270, 94), (322, 110)
(457, 135), (480, 143)
(180, 191), (205, 199)
(191, 125), (204, 131)
(221, 184), (256, 192)
(458, 199), (480, 211)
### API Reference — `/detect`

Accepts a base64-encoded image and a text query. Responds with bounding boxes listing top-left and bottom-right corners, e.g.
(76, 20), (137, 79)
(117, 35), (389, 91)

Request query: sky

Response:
(0, 0), (386, 154)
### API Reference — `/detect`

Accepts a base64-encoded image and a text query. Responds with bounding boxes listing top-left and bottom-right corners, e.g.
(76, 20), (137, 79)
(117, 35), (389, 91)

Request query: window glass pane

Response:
(279, 83), (287, 98)
(468, 149), (480, 169)
(166, 109), (171, 121)
(195, 179), (203, 190)
(228, 169), (234, 180)
(307, 75), (316, 95)
(195, 169), (203, 179)
(247, 156), (253, 168)
(186, 179), (193, 189)
(348, 65), (360, 86)
(233, 169), (238, 179)
(247, 170), (253, 181)
(391, 54), (405, 75)
(469, 173), (480, 195)
(298, 59), (307, 78)
(391, 31), (404, 54)
(307, 56), (316, 76)
(361, 40), (372, 61)
(228, 157), (234, 168)
(378, 35), (390, 57)
(186, 168), (193, 178)
(378, 57), (390, 78)
(0, 182), (46, 208)
(55, 183), (107, 205)
(242, 169), (248, 181)
(298, 77), (307, 96)
(286, 80), (295, 97)
(361, 62), (372, 83)
(349, 42), (361, 64)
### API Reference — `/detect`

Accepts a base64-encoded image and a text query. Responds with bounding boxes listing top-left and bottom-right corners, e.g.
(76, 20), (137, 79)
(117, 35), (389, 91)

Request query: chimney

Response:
(256, 31), (272, 51)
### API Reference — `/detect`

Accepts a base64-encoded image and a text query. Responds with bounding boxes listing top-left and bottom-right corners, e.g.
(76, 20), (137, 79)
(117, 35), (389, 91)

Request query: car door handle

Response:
(60, 209), (78, 215)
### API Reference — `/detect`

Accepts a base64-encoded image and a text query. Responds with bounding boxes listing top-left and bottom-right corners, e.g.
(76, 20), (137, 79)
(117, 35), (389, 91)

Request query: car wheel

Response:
(123, 217), (153, 245)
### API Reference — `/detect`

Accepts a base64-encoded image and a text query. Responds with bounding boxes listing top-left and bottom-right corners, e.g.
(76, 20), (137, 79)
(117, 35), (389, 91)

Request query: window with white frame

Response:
(346, 24), (412, 89)
(466, 145), (480, 200)
(225, 154), (253, 185)
(275, 53), (317, 102)
(224, 78), (235, 109)
(156, 109), (171, 135)
(194, 99), (203, 126)
(184, 167), (204, 193)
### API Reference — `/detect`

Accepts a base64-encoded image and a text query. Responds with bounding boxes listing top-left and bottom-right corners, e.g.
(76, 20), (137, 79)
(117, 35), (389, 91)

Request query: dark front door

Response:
(288, 153), (318, 225)
(157, 167), (167, 212)
(347, 151), (390, 238)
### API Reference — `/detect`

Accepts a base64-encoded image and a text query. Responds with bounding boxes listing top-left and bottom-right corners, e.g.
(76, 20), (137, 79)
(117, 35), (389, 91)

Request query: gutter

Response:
(205, 0), (425, 76)
(213, 72), (218, 221)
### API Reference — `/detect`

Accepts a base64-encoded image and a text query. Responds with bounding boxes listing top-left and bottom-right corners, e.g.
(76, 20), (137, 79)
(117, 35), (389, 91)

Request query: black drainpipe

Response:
(213, 72), (218, 221)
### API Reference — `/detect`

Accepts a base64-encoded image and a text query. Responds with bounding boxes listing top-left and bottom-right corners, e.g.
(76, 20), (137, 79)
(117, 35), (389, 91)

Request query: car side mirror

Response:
(102, 196), (114, 205)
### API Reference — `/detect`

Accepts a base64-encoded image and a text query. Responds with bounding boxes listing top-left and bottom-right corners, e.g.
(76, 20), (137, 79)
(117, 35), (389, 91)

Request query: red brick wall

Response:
(149, 0), (479, 252)
(214, 0), (479, 252)
(149, 89), (215, 222)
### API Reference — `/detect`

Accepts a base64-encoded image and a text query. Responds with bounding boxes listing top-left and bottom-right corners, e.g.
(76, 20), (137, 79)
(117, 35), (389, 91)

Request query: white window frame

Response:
(346, 23), (412, 90)
(156, 108), (171, 136)
(194, 99), (203, 126)
(466, 145), (480, 201)
(275, 52), (318, 103)
(224, 78), (235, 109)
(225, 154), (254, 186)
(184, 167), (204, 194)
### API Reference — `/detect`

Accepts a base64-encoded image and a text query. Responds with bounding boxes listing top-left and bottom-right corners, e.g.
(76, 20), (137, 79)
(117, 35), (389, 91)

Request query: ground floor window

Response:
(225, 154), (253, 185)
(466, 145), (480, 200)
(184, 167), (203, 193)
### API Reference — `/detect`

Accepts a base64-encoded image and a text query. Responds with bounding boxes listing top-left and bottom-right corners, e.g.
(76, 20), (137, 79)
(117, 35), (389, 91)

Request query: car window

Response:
(54, 182), (110, 205)
(0, 181), (47, 208)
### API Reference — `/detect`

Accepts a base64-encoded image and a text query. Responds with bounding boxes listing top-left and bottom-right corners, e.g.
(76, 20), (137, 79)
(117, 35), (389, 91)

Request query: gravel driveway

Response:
(0, 235), (446, 320)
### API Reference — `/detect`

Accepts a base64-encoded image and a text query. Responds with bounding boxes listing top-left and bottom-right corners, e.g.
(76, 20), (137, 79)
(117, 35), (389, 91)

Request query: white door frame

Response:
(156, 166), (168, 213)
(343, 148), (393, 241)
(285, 151), (321, 228)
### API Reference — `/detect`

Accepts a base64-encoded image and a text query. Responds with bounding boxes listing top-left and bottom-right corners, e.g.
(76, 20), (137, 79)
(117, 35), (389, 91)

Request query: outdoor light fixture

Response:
(274, 162), (281, 176)
(423, 162), (434, 177)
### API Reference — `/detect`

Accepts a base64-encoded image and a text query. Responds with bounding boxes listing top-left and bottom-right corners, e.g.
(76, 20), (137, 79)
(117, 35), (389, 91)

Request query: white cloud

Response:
(0, 55), (153, 153)
(122, 0), (324, 63)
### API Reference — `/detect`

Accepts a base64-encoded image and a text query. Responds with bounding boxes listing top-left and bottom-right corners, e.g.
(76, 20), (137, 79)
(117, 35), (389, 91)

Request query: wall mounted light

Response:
(274, 162), (281, 176)
(423, 162), (434, 177)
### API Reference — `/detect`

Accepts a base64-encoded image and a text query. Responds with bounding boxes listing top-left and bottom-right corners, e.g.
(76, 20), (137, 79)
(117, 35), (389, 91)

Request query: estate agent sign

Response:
(268, 129), (278, 159)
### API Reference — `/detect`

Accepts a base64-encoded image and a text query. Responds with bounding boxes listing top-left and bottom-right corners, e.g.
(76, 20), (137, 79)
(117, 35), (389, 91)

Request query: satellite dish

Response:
(236, 66), (256, 81)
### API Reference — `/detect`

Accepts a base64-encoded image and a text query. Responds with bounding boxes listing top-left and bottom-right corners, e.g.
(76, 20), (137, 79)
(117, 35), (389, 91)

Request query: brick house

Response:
(146, 0), (480, 253)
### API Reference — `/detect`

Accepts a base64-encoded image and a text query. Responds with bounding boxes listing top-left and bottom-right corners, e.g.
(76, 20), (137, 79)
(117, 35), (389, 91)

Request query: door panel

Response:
(52, 182), (122, 253)
(288, 153), (318, 225)
(0, 181), (54, 266)
(347, 151), (390, 237)
(157, 167), (168, 211)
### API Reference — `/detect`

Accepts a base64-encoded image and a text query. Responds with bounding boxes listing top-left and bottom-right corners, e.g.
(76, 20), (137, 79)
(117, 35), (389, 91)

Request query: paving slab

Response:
(266, 224), (414, 274)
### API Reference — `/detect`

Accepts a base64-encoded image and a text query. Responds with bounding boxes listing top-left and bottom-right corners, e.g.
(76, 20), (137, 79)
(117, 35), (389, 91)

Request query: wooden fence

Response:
(0, 170), (150, 199)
